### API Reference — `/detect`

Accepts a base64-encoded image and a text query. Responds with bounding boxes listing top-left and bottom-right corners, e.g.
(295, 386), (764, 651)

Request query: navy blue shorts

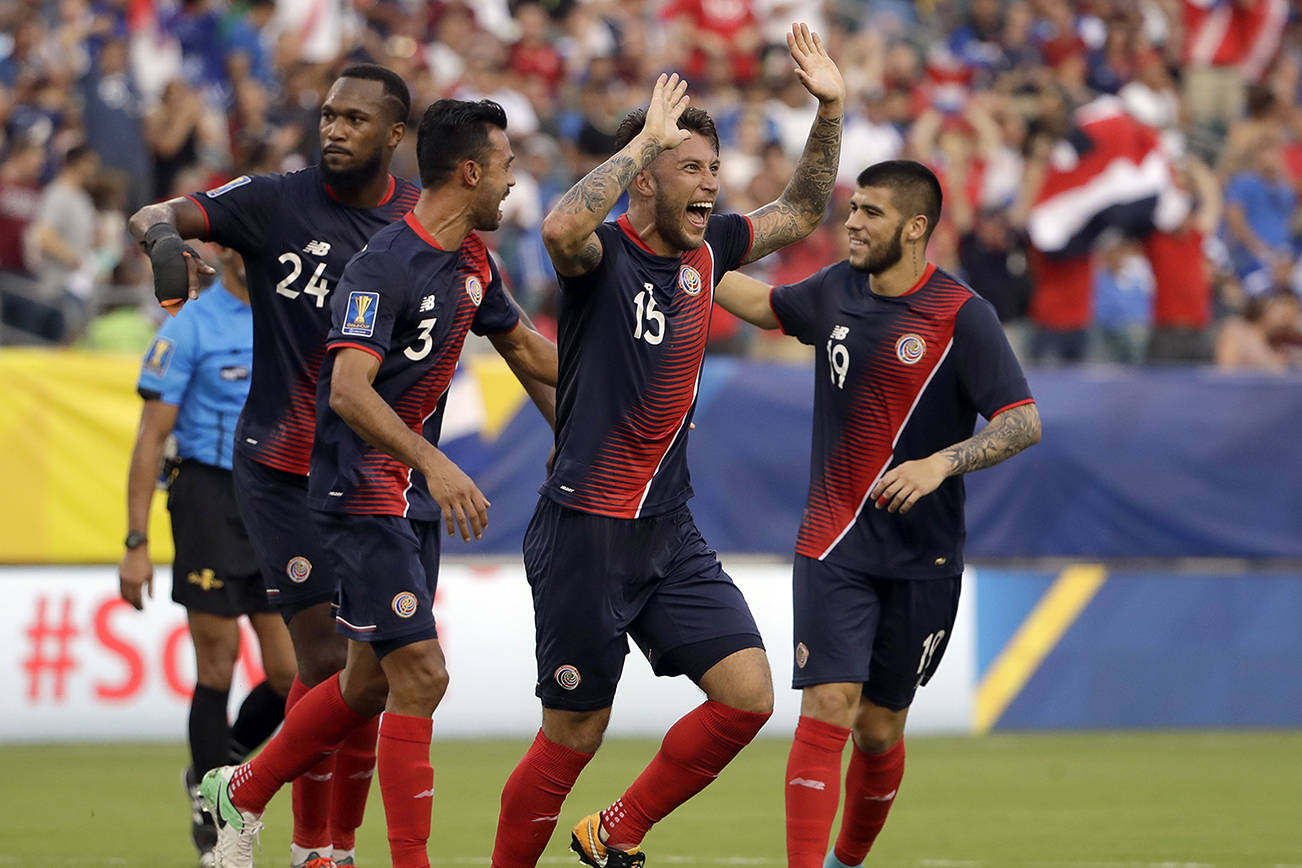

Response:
(792, 555), (961, 711)
(524, 497), (763, 711)
(312, 510), (440, 656)
(232, 452), (337, 620)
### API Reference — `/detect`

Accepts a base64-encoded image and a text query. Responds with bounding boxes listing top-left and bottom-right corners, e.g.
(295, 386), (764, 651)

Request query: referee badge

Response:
(143, 337), (174, 376)
(392, 592), (419, 618)
(465, 275), (483, 306)
(678, 265), (703, 296)
(895, 333), (927, 365)
(342, 291), (380, 337)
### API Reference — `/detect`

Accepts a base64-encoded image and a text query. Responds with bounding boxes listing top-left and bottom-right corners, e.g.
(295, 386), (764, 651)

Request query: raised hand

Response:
(787, 23), (844, 108)
(641, 73), (692, 152)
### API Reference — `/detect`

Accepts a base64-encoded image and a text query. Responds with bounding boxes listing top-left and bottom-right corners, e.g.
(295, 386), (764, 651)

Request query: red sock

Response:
(228, 673), (369, 818)
(832, 738), (905, 866)
(785, 716), (851, 868)
(601, 701), (771, 850)
(377, 712), (434, 868)
(284, 676), (334, 849)
(330, 714), (378, 851)
(490, 730), (594, 868)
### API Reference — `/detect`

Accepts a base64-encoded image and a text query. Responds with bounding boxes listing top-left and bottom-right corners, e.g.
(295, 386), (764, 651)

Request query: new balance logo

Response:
(863, 789), (897, 801)
(414, 788), (436, 799)
(531, 814), (560, 823)
(419, 294), (437, 312)
(303, 240), (332, 256)
(304, 771), (333, 782)
(788, 777), (827, 790)
(831, 325), (850, 340)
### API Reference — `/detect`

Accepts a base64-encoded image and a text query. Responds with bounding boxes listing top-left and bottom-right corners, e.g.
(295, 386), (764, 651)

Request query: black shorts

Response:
(169, 461), (272, 618)
(524, 497), (763, 711)
(792, 555), (961, 711)
(232, 451), (337, 619)
(312, 510), (440, 657)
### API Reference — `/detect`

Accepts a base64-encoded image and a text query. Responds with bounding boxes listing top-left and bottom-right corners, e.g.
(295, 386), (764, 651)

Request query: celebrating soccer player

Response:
(198, 98), (558, 868)
(128, 64), (421, 868)
(488, 23), (844, 868)
(712, 159), (1042, 868)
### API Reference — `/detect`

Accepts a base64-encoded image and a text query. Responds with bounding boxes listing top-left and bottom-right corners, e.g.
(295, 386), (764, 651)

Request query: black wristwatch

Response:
(124, 531), (149, 550)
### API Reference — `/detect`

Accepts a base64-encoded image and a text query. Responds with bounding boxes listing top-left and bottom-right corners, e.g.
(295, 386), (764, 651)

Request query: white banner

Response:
(0, 564), (974, 742)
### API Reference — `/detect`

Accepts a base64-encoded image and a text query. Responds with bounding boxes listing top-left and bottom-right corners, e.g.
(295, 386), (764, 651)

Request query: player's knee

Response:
(801, 683), (861, 727)
(542, 708), (610, 754)
(388, 658), (449, 712)
(262, 656), (296, 696)
(853, 706), (907, 755)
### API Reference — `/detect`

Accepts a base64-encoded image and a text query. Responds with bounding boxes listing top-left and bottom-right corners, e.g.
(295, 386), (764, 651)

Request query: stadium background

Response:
(2, 0), (1301, 865)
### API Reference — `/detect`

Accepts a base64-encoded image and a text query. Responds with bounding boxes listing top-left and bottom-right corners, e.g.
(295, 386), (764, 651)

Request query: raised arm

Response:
(128, 196), (215, 313)
(870, 403), (1042, 514)
(714, 270), (780, 330)
(742, 23), (844, 264)
(540, 73), (691, 277)
(329, 348), (490, 541)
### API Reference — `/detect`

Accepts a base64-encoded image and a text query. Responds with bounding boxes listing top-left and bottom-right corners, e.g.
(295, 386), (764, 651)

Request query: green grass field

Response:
(3, 732), (1300, 867)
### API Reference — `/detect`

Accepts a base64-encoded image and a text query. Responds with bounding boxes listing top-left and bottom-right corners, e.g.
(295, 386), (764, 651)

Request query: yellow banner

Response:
(0, 349), (174, 564)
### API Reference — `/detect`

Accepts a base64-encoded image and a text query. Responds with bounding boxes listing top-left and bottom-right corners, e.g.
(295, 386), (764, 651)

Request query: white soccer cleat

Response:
(199, 765), (263, 868)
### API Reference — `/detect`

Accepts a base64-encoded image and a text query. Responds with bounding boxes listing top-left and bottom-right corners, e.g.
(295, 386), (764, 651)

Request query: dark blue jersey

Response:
(771, 262), (1033, 578)
(541, 213), (752, 518)
(308, 214), (519, 519)
(187, 168), (420, 475)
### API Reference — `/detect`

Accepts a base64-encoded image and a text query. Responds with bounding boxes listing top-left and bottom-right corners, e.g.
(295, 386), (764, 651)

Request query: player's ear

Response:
(462, 159), (482, 188)
(907, 214), (929, 243)
(387, 121), (406, 149)
(631, 168), (655, 198)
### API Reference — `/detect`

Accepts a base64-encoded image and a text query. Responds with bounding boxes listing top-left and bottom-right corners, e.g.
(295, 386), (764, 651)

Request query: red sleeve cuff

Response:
(768, 287), (790, 336)
(990, 398), (1036, 419)
(184, 194), (211, 237)
(329, 341), (384, 363)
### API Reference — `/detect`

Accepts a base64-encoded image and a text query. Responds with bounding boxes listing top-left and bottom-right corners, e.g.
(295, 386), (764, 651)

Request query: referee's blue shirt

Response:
(136, 282), (252, 470)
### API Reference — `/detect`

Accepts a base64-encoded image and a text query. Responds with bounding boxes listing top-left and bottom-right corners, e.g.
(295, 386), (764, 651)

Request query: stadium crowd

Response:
(1, 0), (1300, 368)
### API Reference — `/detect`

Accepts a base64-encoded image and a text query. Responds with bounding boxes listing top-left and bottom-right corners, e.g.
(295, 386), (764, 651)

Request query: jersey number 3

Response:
(276, 252), (331, 307)
(633, 285), (665, 346)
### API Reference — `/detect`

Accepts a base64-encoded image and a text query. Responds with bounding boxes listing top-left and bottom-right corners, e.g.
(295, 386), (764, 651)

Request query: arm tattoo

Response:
(576, 239), (602, 271)
(940, 404), (1040, 475)
(746, 113), (842, 262)
(553, 154), (642, 219)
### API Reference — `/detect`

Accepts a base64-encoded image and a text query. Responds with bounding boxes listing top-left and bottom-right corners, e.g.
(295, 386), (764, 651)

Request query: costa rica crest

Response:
(895, 333), (927, 365)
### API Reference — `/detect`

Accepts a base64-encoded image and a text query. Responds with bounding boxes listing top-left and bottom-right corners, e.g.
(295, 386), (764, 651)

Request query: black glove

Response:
(142, 223), (200, 306)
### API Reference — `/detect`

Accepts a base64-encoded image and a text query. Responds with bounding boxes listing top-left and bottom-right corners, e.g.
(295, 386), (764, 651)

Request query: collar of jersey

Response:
(618, 214), (679, 259)
(869, 262), (935, 300)
(404, 211), (446, 250)
(322, 173), (397, 207)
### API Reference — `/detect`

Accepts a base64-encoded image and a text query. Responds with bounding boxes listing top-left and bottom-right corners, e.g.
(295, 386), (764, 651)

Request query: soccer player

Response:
(711, 160), (1042, 868)
(199, 97), (558, 868)
(490, 23), (844, 868)
(127, 64), (421, 868)
(118, 247), (295, 868)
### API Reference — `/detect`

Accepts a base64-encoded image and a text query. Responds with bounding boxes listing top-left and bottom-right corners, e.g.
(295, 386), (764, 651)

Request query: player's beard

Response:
(321, 147), (385, 192)
(654, 194), (704, 253)
(860, 220), (905, 275)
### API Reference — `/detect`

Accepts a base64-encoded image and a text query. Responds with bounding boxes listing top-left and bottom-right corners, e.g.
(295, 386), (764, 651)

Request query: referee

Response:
(117, 247), (295, 868)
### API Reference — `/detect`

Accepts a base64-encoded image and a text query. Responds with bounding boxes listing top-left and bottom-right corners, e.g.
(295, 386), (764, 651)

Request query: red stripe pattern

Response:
(566, 243), (716, 518)
(796, 272), (974, 560)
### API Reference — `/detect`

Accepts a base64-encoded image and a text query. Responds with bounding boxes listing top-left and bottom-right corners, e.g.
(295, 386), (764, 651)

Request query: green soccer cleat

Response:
(569, 813), (646, 868)
(199, 765), (263, 868)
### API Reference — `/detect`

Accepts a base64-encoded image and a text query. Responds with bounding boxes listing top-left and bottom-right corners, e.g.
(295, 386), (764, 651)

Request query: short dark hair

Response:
(612, 106), (719, 155)
(338, 63), (412, 125)
(416, 98), (508, 188)
(63, 143), (98, 169)
(856, 160), (943, 239)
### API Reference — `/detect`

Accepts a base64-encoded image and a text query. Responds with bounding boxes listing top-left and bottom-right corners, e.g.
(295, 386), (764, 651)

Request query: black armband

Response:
(142, 223), (192, 305)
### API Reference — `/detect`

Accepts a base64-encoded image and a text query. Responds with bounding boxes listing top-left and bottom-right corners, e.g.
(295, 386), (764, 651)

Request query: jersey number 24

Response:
(275, 252), (331, 307)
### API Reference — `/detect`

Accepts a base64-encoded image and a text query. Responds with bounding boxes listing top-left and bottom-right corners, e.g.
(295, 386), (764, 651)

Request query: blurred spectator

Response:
(662, 0), (763, 85)
(1214, 289), (1302, 371)
(959, 207), (1034, 352)
(74, 284), (160, 353)
(0, 137), (45, 341)
(1180, 0), (1289, 135)
(80, 36), (151, 210)
(145, 79), (203, 201)
(1090, 234), (1155, 363)
(1222, 137), (1298, 296)
(28, 144), (99, 342)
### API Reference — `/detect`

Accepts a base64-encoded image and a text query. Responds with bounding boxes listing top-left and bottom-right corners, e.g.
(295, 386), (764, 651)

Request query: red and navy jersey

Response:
(308, 214), (519, 519)
(541, 213), (753, 518)
(187, 167), (420, 475)
(771, 262), (1033, 578)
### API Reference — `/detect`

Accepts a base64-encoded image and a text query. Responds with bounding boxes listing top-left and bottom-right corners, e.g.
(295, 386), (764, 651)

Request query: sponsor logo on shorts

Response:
(895, 333), (926, 365)
(286, 556), (312, 583)
(554, 665), (581, 690)
(465, 275), (483, 306)
(187, 568), (223, 591)
(342, 291), (379, 337)
(678, 265), (703, 296)
(795, 641), (810, 669)
(392, 592), (419, 618)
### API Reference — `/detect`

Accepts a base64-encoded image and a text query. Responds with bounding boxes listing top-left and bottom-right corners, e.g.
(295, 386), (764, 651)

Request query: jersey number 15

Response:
(275, 252), (331, 307)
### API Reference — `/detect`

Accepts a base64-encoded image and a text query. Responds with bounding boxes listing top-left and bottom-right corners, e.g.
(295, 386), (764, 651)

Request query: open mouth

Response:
(685, 201), (713, 229)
